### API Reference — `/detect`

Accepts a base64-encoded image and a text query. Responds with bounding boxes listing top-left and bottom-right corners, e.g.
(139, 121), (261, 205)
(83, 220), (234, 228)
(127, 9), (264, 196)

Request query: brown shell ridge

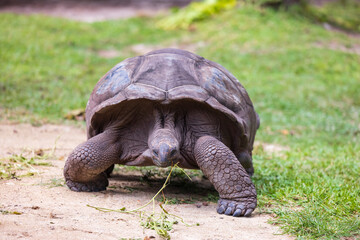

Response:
(205, 97), (247, 136)
(88, 97), (252, 154)
(144, 48), (205, 62)
(203, 60), (254, 108)
(129, 82), (167, 92)
(129, 55), (144, 83)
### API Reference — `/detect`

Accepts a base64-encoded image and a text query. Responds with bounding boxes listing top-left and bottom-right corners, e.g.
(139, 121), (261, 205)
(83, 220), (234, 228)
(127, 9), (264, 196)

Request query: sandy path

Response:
(0, 123), (293, 240)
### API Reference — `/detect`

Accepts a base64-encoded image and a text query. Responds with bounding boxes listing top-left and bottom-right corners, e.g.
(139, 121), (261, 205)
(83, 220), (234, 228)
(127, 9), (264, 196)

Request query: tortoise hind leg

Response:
(105, 164), (115, 177)
(237, 151), (254, 176)
(64, 130), (121, 192)
(194, 136), (257, 217)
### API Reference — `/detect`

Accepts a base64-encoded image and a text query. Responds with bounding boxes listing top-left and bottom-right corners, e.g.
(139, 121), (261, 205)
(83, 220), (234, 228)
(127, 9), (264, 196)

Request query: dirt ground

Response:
(0, 123), (294, 240)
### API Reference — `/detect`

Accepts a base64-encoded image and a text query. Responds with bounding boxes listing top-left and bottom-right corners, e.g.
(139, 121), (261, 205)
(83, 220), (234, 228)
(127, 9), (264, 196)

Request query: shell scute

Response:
(133, 54), (197, 91)
(200, 66), (243, 113)
(168, 85), (209, 102)
(123, 83), (166, 101)
(96, 63), (131, 95)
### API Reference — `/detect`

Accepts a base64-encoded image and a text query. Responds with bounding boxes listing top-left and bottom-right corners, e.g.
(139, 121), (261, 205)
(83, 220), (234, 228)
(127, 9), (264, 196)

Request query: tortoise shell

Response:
(86, 48), (259, 153)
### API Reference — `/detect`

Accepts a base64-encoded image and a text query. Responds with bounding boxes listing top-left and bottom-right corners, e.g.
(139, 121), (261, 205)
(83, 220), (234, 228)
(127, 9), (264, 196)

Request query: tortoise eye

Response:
(169, 149), (176, 157)
(153, 150), (159, 157)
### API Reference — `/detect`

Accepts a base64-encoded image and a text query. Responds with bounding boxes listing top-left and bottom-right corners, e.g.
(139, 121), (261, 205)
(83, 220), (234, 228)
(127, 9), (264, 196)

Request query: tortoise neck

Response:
(152, 108), (181, 142)
(153, 108), (175, 130)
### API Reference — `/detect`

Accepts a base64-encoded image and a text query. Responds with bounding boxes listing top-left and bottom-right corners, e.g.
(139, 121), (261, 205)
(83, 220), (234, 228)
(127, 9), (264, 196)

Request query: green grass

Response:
(0, 152), (52, 179)
(0, 15), (182, 122)
(299, 0), (360, 32)
(1, 5), (360, 239)
(253, 144), (360, 238)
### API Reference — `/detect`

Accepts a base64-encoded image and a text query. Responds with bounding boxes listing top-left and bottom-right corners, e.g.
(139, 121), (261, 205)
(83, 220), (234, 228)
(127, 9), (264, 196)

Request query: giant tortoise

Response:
(64, 48), (260, 217)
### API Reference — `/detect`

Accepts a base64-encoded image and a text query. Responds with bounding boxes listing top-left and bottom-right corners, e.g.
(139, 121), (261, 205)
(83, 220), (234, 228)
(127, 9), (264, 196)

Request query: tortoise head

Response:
(149, 129), (180, 167)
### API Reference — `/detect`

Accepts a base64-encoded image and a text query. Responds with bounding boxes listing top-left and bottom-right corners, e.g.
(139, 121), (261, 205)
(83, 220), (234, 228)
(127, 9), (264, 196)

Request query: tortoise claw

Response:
(217, 198), (256, 217)
(66, 174), (108, 192)
(217, 205), (226, 214)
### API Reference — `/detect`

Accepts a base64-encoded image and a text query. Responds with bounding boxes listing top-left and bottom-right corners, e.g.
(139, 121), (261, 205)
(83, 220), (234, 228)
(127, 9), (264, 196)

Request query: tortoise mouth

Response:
(152, 158), (179, 168)
(153, 160), (171, 168)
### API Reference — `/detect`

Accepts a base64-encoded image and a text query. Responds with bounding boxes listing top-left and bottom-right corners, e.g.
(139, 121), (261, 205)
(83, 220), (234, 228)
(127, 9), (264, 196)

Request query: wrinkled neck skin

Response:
(148, 109), (182, 167)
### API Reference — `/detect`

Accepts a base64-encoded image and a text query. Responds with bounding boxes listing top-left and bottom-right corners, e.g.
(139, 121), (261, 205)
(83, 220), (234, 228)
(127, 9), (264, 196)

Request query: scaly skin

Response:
(63, 131), (121, 192)
(194, 136), (257, 217)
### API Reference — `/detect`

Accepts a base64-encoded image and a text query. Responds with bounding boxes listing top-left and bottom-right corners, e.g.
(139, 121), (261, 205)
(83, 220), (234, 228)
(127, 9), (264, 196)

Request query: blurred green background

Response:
(0, 0), (359, 239)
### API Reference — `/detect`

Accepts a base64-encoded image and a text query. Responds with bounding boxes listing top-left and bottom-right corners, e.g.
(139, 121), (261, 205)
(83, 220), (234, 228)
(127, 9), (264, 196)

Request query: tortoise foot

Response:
(66, 174), (109, 192)
(217, 198), (257, 217)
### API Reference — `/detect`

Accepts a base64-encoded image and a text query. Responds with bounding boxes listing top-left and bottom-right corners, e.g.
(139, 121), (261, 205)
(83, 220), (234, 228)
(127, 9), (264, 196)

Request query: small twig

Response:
(174, 165), (193, 181)
(49, 135), (60, 157)
(88, 162), (198, 239)
(88, 163), (178, 214)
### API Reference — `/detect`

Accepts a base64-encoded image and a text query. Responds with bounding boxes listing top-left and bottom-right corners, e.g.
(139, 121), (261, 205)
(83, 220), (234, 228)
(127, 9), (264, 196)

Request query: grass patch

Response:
(0, 14), (181, 122)
(298, 0), (360, 32)
(118, 165), (216, 204)
(1, 5), (360, 239)
(89, 164), (198, 240)
(0, 209), (22, 215)
(157, 0), (236, 30)
(40, 177), (66, 188)
(253, 144), (360, 238)
(0, 150), (53, 180)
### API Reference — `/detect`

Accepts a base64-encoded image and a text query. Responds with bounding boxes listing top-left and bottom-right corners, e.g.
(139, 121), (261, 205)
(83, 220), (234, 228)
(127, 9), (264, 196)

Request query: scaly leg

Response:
(194, 136), (257, 217)
(64, 130), (121, 192)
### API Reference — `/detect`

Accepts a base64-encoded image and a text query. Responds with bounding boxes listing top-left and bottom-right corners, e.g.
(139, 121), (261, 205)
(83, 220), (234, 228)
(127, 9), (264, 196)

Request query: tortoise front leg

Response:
(194, 136), (257, 217)
(64, 130), (121, 192)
